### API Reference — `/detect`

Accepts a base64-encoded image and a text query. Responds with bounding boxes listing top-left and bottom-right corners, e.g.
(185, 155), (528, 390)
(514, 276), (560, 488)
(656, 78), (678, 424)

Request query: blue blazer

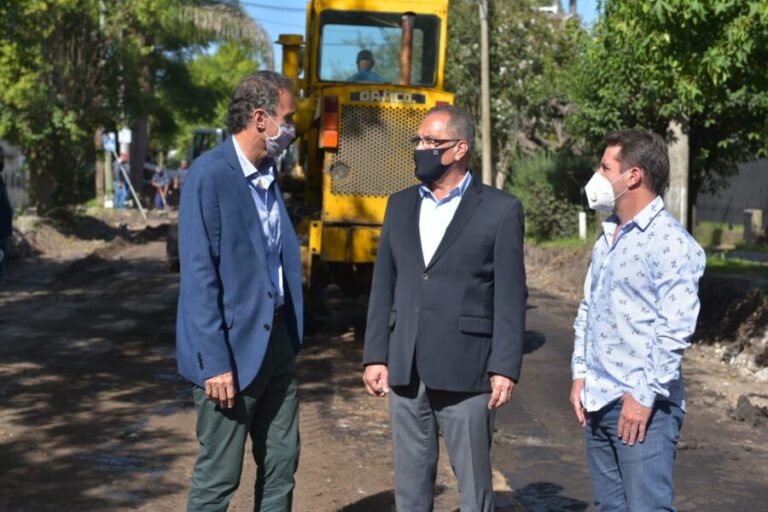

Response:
(176, 136), (303, 391)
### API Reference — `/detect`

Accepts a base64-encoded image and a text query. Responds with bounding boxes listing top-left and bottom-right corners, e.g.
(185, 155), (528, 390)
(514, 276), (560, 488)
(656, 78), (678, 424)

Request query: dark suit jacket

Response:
(176, 137), (303, 391)
(363, 173), (527, 392)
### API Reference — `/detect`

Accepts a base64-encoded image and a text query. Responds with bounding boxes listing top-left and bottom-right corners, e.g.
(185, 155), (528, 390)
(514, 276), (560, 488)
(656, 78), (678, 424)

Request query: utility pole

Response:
(665, 119), (690, 230)
(569, 0), (578, 17)
(479, 0), (492, 186)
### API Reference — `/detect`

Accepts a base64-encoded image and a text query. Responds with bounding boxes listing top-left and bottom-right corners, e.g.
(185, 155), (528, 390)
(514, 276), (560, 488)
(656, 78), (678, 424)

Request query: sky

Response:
(242, 0), (601, 70)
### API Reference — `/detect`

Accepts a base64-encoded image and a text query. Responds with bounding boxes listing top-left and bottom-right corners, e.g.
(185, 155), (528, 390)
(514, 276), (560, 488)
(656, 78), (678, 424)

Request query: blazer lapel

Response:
(223, 137), (269, 268)
(406, 187), (427, 270)
(425, 173), (482, 271)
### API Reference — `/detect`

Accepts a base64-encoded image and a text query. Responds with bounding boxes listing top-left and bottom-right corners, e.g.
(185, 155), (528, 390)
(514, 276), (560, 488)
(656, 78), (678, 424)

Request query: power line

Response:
(256, 17), (305, 28)
(241, 1), (306, 12)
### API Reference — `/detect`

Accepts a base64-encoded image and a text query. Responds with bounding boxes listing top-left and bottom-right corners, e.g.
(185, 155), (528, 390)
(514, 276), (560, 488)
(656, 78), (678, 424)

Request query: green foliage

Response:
(506, 150), (593, 240)
(0, 0), (267, 213)
(157, 40), (263, 153)
(446, 0), (583, 180)
(569, 0), (768, 199)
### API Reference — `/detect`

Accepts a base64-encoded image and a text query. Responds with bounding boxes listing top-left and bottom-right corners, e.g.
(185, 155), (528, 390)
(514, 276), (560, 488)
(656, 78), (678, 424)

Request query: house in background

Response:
(0, 140), (28, 210)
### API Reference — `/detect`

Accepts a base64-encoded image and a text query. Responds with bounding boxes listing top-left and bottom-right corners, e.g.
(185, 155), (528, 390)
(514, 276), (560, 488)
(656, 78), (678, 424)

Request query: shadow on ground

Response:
(0, 241), (188, 511)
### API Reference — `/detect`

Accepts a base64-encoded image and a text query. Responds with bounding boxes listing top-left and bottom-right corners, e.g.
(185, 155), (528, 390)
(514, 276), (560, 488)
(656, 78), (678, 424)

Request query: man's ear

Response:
(629, 167), (645, 189)
(252, 109), (267, 131)
(454, 140), (470, 162)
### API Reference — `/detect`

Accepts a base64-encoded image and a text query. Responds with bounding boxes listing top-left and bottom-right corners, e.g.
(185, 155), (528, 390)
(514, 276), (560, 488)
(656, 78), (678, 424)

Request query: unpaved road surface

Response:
(0, 215), (766, 511)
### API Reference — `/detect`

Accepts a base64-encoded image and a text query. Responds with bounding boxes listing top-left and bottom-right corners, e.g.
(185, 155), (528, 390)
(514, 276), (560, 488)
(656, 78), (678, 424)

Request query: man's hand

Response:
(570, 378), (586, 426)
(363, 364), (390, 397)
(205, 371), (237, 410)
(488, 374), (515, 409)
(618, 393), (653, 445)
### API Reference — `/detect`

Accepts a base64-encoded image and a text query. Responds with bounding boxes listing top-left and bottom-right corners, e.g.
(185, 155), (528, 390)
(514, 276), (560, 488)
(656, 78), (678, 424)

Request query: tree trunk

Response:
(130, 116), (149, 200)
(94, 129), (104, 204)
(31, 156), (56, 215)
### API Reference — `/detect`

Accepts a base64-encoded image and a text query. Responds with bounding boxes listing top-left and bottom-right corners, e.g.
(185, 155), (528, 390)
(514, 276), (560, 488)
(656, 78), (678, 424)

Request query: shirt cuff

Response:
(571, 361), (587, 380)
(631, 379), (657, 408)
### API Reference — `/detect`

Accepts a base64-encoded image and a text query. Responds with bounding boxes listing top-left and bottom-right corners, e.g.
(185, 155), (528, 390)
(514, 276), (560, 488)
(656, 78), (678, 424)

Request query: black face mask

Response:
(414, 146), (453, 183)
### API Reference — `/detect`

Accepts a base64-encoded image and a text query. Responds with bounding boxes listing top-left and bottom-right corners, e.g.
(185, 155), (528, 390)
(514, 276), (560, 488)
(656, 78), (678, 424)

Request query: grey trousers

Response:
(187, 320), (300, 512)
(389, 379), (496, 512)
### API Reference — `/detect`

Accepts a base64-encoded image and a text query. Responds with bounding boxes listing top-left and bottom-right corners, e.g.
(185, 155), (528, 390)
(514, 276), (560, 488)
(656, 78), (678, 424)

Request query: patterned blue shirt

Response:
(572, 196), (706, 412)
(233, 138), (283, 308)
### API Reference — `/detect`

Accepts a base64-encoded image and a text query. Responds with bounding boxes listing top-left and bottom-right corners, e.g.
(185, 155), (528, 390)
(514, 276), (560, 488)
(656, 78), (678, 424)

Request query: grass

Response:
(694, 221), (744, 248)
(734, 242), (768, 254)
(706, 254), (768, 277)
(83, 197), (102, 209)
(527, 234), (589, 249)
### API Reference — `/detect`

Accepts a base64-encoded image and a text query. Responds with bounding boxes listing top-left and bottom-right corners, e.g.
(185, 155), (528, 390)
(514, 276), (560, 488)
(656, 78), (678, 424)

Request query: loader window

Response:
(318, 11), (440, 87)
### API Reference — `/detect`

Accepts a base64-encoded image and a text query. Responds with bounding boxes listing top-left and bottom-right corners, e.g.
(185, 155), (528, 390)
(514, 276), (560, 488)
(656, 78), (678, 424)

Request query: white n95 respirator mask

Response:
(584, 170), (630, 212)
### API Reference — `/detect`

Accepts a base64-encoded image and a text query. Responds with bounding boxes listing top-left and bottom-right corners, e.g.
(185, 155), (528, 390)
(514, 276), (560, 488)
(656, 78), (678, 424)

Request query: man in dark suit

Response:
(363, 105), (527, 511)
(176, 71), (303, 512)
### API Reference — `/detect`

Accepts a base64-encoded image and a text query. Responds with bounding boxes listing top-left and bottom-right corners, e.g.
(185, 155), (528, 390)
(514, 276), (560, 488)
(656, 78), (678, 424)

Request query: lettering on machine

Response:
(350, 91), (426, 104)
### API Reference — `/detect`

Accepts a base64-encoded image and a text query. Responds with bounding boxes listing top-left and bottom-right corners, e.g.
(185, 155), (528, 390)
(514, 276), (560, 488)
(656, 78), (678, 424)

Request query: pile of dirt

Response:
(524, 242), (768, 381)
(524, 244), (591, 303)
(731, 395), (768, 426)
(7, 209), (168, 264)
(696, 279), (768, 376)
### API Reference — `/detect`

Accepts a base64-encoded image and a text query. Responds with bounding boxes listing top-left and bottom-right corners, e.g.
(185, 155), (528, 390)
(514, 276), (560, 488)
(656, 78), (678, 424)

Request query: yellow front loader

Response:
(279, 0), (454, 297)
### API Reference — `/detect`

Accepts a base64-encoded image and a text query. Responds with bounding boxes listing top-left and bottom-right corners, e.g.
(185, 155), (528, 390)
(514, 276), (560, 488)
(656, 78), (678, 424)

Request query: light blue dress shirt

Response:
(233, 138), (283, 308)
(572, 196), (706, 412)
(418, 171), (472, 266)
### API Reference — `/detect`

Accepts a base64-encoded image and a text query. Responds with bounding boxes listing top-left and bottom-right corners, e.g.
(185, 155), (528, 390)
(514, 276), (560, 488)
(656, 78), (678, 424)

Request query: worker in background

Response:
(347, 49), (387, 83)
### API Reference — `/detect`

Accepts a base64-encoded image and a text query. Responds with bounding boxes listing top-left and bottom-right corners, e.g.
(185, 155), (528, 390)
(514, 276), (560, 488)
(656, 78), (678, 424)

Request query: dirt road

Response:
(0, 213), (766, 511)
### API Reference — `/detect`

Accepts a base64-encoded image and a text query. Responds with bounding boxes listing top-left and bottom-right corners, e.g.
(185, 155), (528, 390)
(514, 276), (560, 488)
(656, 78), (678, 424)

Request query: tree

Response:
(160, 39), (265, 155)
(446, 0), (583, 184)
(569, 0), (768, 202)
(106, 0), (272, 192)
(0, 0), (112, 211)
(0, 0), (269, 213)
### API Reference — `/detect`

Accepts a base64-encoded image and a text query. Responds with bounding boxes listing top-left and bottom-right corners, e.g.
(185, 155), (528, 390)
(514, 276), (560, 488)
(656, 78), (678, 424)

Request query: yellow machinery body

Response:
(279, 0), (453, 292)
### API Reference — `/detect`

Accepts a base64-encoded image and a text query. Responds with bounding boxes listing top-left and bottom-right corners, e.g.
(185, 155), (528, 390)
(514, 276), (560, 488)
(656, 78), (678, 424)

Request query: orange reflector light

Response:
(322, 95), (339, 148)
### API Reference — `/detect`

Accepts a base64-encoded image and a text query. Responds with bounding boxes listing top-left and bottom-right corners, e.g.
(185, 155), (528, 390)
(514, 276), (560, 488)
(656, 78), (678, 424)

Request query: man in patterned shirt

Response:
(571, 129), (706, 511)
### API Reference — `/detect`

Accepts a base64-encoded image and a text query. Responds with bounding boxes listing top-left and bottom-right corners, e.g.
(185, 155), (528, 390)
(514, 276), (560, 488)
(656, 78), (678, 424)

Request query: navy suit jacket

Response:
(176, 137), (303, 391)
(363, 173), (527, 392)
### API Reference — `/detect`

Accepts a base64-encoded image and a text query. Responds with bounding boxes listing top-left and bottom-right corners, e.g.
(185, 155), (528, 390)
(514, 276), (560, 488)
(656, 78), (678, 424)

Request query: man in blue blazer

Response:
(363, 106), (527, 512)
(176, 71), (303, 512)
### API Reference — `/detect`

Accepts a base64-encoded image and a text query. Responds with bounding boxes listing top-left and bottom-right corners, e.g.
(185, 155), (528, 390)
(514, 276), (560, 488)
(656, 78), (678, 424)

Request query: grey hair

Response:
(226, 71), (293, 134)
(426, 104), (475, 154)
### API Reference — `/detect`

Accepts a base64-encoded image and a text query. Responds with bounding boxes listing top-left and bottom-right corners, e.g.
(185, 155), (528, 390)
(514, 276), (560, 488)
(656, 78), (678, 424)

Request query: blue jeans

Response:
(585, 399), (684, 512)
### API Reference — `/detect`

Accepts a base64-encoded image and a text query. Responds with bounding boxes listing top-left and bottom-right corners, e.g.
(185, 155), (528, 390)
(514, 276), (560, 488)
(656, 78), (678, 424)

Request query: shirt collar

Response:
(419, 171), (473, 204)
(233, 136), (275, 181)
(602, 195), (665, 240)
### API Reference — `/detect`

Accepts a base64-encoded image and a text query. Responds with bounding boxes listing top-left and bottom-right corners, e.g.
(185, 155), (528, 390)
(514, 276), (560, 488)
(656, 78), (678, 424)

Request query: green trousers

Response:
(187, 320), (300, 512)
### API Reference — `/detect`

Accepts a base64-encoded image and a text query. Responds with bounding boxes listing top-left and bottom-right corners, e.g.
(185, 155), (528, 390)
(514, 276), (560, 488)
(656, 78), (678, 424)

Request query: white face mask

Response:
(265, 115), (296, 158)
(584, 169), (630, 212)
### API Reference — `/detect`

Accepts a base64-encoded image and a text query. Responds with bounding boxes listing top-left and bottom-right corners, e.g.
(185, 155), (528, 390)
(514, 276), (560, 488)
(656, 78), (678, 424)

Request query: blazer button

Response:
(263, 324), (271, 331)
(422, 273), (429, 280)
